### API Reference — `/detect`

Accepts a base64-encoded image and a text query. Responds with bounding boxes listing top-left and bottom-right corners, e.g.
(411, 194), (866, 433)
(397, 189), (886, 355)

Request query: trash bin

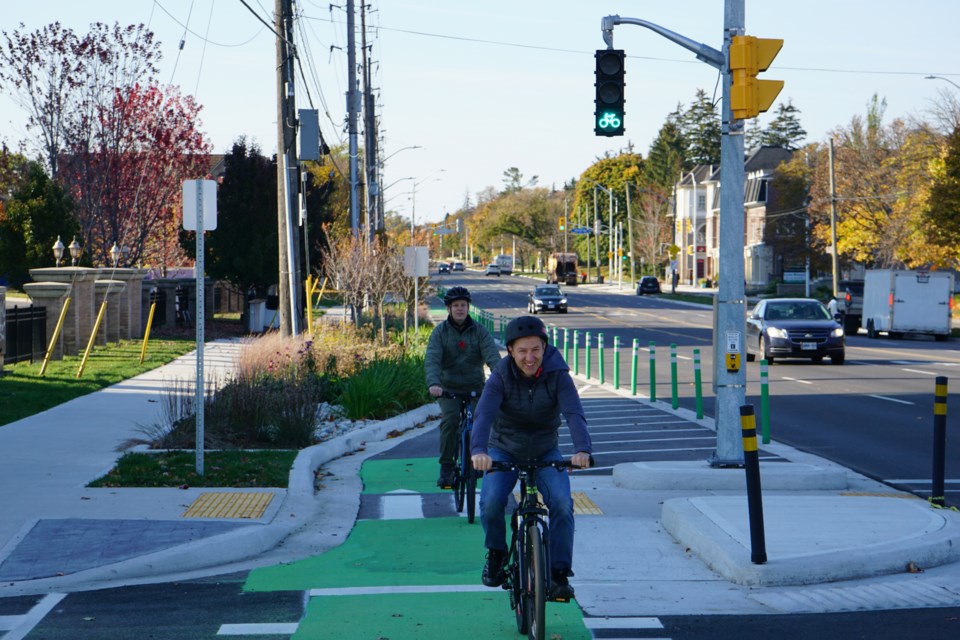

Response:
(597, 275), (604, 284)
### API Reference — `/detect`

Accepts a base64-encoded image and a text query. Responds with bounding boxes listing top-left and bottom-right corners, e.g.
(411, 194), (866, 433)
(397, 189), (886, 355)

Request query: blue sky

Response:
(2, 1), (958, 225)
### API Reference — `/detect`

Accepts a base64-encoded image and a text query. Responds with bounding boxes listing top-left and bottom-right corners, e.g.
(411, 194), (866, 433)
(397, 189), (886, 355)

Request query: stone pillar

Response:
(21, 282), (72, 360)
(28, 267), (98, 356)
(94, 280), (125, 344)
(101, 269), (146, 339)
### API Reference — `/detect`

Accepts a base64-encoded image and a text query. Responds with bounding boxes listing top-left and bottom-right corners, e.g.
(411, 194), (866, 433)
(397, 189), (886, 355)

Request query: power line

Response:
(152, 0), (265, 46)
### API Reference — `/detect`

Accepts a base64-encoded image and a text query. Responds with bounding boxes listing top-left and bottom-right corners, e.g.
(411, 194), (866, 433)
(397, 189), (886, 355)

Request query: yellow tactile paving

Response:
(512, 491), (602, 515)
(182, 492), (274, 519)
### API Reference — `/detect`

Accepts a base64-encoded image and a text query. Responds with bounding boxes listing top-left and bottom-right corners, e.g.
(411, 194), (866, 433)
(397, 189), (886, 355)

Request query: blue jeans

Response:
(479, 447), (575, 575)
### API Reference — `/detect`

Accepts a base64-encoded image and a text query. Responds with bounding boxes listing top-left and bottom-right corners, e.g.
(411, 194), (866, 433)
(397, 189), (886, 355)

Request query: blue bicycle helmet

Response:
(443, 286), (471, 305)
(505, 315), (548, 346)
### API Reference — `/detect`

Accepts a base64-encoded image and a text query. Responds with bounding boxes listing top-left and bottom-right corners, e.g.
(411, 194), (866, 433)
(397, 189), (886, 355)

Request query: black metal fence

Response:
(3, 305), (46, 365)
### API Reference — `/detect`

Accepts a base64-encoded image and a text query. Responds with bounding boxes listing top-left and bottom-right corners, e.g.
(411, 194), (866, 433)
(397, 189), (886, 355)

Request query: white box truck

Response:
(494, 254), (513, 275)
(861, 269), (954, 340)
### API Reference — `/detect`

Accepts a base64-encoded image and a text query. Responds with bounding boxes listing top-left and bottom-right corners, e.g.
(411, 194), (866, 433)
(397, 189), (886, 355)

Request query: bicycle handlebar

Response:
(489, 457), (593, 473)
(441, 391), (479, 401)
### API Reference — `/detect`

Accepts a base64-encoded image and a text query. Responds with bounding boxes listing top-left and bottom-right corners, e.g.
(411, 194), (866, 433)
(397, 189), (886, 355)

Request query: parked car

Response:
(451, 261), (465, 271)
(528, 285), (568, 314)
(484, 264), (501, 277)
(438, 262), (450, 274)
(745, 298), (845, 365)
(636, 276), (662, 295)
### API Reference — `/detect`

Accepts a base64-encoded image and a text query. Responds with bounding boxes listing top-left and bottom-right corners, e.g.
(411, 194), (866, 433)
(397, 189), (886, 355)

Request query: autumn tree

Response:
(920, 125), (960, 265)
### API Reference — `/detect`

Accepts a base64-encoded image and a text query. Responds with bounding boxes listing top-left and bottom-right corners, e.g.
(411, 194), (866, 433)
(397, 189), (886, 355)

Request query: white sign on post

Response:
(182, 179), (217, 475)
(404, 247), (429, 333)
(182, 180), (218, 230)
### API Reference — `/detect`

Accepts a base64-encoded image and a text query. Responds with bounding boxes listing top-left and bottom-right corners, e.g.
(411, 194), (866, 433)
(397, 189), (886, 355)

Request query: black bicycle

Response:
(442, 391), (479, 523)
(490, 459), (580, 640)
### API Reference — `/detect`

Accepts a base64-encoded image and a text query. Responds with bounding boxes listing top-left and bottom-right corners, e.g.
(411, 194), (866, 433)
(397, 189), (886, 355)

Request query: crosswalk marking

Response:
(309, 585), (492, 596)
(217, 623), (299, 635)
(583, 616), (664, 629)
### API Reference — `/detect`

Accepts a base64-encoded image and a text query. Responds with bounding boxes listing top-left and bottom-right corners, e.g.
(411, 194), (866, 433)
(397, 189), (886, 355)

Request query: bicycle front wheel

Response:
(465, 462), (477, 523)
(525, 524), (547, 640)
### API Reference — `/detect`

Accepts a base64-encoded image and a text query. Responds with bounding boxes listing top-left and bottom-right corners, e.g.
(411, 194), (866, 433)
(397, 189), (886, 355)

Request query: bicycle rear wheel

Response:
(453, 467), (465, 512)
(511, 549), (527, 635)
(525, 524), (547, 640)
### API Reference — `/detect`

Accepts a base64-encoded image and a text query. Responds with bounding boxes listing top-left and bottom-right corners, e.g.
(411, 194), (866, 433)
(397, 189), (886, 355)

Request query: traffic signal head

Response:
(558, 216), (566, 232)
(729, 35), (784, 120)
(594, 49), (625, 136)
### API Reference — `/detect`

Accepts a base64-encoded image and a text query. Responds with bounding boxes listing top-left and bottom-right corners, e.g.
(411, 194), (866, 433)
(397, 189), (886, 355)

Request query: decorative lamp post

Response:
(110, 242), (121, 268)
(52, 236), (65, 267)
(69, 237), (82, 266)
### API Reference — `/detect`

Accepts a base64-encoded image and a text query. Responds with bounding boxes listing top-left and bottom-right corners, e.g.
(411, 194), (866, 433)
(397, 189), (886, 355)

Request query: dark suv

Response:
(839, 280), (864, 334)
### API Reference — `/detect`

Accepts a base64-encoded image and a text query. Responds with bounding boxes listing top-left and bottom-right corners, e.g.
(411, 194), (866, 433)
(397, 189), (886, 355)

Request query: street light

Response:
(110, 242), (121, 268)
(925, 75), (960, 91)
(68, 237), (82, 266)
(410, 169), (447, 237)
(52, 236), (65, 267)
(381, 145), (423, 165)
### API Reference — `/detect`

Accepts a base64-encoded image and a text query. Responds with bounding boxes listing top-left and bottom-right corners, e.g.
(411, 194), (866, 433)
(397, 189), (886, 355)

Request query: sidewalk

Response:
(1, 341), (959, 618)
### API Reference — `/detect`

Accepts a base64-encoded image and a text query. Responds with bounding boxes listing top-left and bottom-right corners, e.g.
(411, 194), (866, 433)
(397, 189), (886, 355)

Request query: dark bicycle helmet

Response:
(443, 286), (472, 305)
(505, 315), (548, 346)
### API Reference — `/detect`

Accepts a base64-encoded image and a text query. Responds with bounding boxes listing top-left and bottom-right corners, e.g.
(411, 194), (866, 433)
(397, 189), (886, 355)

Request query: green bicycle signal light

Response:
(594, 49), (625, 136)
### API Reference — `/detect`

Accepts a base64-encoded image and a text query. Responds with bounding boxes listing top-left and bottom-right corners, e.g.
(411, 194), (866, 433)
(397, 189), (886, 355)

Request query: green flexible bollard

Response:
(613, 335), (620, 390)
(760, 359), (771, 443)
(648, 341), (656, 402)
(585, 332), (592, 380)
(573, 330), (580, 375)
(670, 343), (679, 410)
(563, 327), (570, 363)
(598, 333), (605, 384)
(630, 338), (638, 396)
(694, 348), (703, 419)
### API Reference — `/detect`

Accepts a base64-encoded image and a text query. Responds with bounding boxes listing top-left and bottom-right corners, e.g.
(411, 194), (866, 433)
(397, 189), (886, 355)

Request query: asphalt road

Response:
(439, 270), (960, 505)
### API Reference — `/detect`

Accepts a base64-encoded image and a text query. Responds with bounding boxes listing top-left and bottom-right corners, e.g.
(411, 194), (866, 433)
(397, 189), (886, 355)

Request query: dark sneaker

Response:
(482, 549), (507, 587)
(437, 463), (456, 488)
(548, 571), (575, 602)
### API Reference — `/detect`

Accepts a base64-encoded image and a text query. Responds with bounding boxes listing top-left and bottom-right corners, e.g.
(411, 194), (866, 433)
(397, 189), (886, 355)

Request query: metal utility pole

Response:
(346, 0), (360, 234)
(601, 1), (747, 466)
(626, 183), (635, 282)
(593, 188), (601, 283)
(361, 2), (379, 242)
(275, 0), (302, 336)
(829, 138), (839, 297)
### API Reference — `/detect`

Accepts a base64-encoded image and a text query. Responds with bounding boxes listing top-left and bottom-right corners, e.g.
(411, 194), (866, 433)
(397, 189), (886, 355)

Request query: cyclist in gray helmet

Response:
(471, 315), (592, 601)
(425, 286), (502, 487)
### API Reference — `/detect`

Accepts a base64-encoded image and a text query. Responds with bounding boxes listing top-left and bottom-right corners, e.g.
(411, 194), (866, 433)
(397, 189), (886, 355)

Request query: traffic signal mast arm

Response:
(601, 15), (724, 69)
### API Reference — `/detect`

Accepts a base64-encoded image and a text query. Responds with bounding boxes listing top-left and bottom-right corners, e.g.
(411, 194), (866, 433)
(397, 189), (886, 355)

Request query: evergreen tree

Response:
(644, 120), (685, 191)
(680, 89), (721, 166)
(744, 118), (764, 152)
(761, 99), (807, 150)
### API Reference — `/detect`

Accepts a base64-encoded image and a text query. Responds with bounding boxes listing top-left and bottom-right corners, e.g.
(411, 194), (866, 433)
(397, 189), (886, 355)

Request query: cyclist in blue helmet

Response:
(425, 286), (502, 487)
(471, 315), (592, 601)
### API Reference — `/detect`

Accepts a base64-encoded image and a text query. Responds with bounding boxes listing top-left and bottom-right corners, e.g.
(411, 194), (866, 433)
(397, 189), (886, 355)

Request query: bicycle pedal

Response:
(547, 595), (571, 603)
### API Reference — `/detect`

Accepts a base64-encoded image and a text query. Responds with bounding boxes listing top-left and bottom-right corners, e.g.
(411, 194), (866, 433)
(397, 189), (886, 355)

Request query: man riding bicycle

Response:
(471, 315), (592, 601)
(425, 286), (502, 487)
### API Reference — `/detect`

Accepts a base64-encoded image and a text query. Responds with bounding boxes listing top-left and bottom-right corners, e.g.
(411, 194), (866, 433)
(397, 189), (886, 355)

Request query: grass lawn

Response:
(0, 337), (197, 427)
(89, 449), (298, 488)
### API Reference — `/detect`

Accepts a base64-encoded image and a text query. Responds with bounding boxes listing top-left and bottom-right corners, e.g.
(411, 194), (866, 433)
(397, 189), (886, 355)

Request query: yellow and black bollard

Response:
(740, 404), (767, 564)
(931, 376), (948, 508)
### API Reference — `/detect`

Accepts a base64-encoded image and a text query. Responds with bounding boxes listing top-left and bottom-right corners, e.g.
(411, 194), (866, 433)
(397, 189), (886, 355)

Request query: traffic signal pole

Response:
(601, 0), (754, 466)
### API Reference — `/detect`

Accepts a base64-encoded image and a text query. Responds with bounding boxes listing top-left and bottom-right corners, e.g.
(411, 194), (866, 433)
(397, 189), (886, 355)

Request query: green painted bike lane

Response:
(244, 456), (591, 640)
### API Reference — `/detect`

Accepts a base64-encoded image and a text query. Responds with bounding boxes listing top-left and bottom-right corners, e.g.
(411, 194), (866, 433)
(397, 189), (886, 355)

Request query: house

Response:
(671, 146), (793, 290)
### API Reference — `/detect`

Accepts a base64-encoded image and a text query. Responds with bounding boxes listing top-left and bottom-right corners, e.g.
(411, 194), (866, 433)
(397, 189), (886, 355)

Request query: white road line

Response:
(902, 368), (938, 376)
(309, 585), (492, 596)
(381, 491), (424, 520)
(593, 446), (715, 455)
(573, 436), (716, 446)
(2, 594), (66, 640)
(583, 617), (664, 629)
(868, 394), (915, 405)
(217, 623), (299, 635)
(562, 428), (710, 437)
(780, 376), (813, 385)
(885, 479), (960, 484)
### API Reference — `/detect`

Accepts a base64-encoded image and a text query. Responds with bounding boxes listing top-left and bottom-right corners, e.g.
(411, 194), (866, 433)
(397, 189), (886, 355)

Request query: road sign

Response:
(570, 226), (592, 235)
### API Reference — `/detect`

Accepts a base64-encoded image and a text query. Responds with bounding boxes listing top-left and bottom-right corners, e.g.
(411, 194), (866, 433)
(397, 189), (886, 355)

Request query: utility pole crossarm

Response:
(601, 15), (725, 69)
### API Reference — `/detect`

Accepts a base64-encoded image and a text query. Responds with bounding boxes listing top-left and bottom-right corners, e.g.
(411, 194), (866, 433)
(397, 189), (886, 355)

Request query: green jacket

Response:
(425, 316), (502, 393)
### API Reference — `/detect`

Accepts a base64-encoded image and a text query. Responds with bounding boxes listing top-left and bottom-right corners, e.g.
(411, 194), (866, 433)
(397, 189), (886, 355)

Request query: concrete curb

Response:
(5, 403), (442, 592)
(662, 495), (960, 586)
